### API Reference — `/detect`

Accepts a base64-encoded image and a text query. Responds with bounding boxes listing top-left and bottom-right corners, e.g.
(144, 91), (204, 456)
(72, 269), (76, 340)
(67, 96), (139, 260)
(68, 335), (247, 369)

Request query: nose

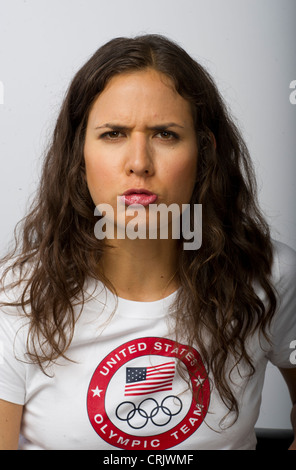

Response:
(124, 134), (155, 177)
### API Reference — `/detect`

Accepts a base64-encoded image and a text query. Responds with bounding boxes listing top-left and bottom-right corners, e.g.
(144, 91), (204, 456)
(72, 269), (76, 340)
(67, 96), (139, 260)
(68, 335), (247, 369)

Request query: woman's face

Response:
(84, 68), (198, 236)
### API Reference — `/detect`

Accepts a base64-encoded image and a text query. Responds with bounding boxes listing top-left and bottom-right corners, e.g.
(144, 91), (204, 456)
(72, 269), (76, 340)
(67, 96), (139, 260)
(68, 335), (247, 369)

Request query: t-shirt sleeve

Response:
(0, 309), (26, 405)
(266, 241), (296, 368)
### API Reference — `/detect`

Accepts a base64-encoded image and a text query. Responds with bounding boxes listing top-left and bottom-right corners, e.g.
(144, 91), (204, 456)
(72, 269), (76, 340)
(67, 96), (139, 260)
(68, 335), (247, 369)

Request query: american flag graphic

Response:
(124, 361), (175, 396)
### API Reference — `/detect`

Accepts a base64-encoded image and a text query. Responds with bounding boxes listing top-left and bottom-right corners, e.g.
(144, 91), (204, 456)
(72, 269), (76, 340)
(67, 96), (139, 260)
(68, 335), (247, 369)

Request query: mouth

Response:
(121, 189), (158, 207)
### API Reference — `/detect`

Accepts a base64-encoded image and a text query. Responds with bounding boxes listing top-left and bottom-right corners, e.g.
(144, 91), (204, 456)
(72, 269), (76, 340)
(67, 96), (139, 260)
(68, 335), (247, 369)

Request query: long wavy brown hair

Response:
(0, 35), (276, 425)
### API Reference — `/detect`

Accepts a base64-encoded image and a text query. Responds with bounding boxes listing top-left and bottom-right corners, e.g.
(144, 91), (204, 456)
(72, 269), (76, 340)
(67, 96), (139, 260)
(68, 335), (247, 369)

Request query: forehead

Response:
(87, 68), (194, 125)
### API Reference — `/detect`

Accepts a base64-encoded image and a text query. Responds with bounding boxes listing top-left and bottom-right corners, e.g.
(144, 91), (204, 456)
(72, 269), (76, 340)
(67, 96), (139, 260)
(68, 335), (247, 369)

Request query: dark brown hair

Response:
(0, 35), (276, 425)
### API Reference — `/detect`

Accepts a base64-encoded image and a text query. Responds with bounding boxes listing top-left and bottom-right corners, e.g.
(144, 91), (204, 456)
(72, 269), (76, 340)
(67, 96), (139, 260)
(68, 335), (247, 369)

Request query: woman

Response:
(0, 34), (295, 450)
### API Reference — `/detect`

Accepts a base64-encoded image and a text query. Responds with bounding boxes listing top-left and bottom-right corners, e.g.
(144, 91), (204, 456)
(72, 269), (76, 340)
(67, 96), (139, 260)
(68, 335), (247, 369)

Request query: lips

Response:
(121, 189), (158, 206)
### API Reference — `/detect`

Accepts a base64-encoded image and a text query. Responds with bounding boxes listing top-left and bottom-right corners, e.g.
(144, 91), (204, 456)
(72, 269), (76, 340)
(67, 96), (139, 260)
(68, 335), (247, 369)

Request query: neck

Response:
(98, 238), (179, 301)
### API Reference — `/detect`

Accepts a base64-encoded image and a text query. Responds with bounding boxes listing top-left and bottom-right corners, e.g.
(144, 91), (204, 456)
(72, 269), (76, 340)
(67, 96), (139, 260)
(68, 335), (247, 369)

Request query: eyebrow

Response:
(94, 122), (185, 131)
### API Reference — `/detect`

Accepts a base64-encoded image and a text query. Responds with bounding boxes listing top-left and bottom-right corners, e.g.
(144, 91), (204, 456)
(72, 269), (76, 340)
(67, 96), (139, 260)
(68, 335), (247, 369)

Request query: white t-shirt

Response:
(0, 240), (295, 450)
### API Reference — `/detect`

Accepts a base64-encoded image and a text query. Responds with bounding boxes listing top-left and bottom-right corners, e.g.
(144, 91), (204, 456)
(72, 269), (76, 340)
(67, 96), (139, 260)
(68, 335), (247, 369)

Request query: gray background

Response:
(0, 0), (295, 430)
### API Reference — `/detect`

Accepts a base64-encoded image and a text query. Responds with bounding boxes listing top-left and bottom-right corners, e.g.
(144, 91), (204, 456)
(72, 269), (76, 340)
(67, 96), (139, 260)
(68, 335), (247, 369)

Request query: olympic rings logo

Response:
(115, 395), (183, 430)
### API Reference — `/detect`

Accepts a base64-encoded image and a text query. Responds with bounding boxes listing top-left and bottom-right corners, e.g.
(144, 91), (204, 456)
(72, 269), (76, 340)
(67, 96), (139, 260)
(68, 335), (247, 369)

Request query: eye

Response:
(100, 130), (125, 140)
(156, 130), (179, 140)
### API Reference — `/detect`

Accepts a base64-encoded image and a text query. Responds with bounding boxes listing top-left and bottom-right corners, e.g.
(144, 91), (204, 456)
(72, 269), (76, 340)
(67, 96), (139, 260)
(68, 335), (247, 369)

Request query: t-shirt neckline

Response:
(85, 278), (178, 319)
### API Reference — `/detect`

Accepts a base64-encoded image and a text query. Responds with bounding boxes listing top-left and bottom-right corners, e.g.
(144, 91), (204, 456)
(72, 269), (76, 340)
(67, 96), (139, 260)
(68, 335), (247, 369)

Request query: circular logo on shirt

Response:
(86, 337), (210, 450)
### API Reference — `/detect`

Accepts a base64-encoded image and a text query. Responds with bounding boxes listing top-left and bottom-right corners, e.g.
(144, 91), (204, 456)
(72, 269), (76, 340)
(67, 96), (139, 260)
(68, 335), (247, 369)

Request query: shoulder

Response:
(0, 254), (35, 303)
(271, 239), (296, 291)
(265, 241), (296, 367)
(0, 260), (30, 338)
(272, 238), (296, 265)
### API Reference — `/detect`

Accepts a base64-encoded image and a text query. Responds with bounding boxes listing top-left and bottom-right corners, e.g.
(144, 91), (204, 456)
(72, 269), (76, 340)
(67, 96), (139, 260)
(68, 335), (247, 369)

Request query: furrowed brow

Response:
(95, 122), (185, 131)
(147, 123), (185, 131)
(95, 123), (128, 131)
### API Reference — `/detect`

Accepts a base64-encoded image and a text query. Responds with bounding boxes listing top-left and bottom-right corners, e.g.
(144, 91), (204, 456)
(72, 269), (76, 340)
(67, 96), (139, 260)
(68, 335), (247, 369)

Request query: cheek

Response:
(86, 161), (109, 184)
(84, 141), (120, 180)
(166, 155), (197, 201)
(84, 154), (114, 204)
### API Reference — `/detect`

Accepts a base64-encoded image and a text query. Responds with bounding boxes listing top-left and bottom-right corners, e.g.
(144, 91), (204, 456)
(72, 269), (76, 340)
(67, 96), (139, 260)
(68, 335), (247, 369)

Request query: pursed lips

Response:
(121, 189), (158, 206)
